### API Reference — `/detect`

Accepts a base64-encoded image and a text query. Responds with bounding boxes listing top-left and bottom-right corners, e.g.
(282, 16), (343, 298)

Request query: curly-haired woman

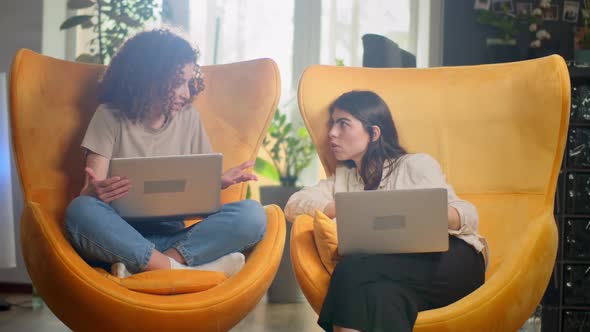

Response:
(64, 28), (266, 278)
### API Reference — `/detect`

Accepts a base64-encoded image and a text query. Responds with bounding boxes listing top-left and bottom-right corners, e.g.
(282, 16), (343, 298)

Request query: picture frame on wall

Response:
(516, 2), (533, 15)
(491, 0), (514, 12)
(563, 1), (580, 23)
(542, 4), (559, 21)
(474, 0), (492, 10)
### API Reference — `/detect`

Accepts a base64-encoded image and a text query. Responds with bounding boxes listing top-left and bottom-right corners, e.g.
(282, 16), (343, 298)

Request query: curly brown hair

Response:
(97, 28), (204, 122)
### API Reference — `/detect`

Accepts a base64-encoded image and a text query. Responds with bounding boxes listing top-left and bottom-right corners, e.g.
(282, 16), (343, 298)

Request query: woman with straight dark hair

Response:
(285, 90), (488, 332)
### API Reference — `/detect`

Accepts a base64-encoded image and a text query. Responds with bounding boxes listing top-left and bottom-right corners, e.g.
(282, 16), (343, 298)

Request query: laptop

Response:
(335, 188), (449, 255)
(108, 153), (223, 219)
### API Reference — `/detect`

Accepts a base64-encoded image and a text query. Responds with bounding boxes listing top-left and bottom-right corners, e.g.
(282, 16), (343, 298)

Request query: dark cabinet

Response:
(543, 67), (590, 331)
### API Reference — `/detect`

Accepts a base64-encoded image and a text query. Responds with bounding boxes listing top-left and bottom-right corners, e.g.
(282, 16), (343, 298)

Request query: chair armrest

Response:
(290, 214), (331, 312)
(414, 211), (558, 332)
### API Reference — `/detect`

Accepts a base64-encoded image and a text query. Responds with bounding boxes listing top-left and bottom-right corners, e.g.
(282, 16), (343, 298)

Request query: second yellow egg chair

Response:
(291, 55), (569, 332)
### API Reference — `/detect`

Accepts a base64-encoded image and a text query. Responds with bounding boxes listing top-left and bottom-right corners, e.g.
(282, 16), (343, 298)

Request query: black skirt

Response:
(317, 236), (485, 332)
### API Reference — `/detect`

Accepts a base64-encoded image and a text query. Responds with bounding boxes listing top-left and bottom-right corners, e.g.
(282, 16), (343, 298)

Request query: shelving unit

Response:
(541, 66), (590, 332)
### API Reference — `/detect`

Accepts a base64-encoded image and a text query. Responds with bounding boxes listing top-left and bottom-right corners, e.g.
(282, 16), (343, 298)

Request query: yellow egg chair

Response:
(9, 49), (285, 332)
(291, 55), (570, 331)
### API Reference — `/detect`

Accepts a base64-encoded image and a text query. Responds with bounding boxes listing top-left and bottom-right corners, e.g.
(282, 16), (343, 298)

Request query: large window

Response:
(189, 0), (417, 101)
(188, 0), (420, 185)
(320, 0), (414, 67)
(189, 0), (295, 101)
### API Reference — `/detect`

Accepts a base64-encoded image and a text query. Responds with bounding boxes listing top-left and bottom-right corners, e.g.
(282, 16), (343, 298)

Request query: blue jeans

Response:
(65, 196), (267, 273)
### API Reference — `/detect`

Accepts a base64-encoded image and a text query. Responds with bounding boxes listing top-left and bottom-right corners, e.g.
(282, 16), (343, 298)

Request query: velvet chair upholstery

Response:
(9, 49), (285, 332)
(291, 55), (570, 331)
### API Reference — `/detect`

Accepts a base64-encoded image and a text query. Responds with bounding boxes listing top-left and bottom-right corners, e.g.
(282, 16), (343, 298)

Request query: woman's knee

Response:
(64, 196), (104, 237)
(334, 255), (365, 273)
(331, 255), (366, 284)
(228, 199), (267, 244)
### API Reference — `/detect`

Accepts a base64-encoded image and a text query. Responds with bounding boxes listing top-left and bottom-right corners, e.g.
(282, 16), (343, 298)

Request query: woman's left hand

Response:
(221, 160), (258, 189)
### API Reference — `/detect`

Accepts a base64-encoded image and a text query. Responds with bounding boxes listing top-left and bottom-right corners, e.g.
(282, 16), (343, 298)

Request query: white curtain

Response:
(0, 73), (16, 269)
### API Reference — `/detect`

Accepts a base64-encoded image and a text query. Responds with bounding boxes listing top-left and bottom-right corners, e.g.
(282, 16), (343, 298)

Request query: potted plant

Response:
(575, 6), (590, 65)
(255, 109), (315, 188)
(59, 0), (164, 64)
(255, 108), (315, 303)
(475, 2), (549, 63)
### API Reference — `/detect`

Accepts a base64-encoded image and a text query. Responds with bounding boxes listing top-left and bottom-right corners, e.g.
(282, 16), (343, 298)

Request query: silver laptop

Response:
(109, 153), (222, 219)
(335, 188), (449, 255)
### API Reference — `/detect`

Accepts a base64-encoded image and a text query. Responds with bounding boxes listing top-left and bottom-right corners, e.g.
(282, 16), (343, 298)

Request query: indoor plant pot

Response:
(260, 184), (304, 303)
(255, 109), (315, 303)
(486, 38), (521, 63)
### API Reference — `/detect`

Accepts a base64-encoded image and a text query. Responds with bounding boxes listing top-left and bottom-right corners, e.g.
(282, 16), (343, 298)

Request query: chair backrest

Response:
(298, 56), (570, 276)
(10, 49), (280, 222)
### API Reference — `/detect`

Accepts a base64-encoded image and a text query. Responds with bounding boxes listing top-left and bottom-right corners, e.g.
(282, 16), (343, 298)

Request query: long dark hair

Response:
(97, 28), (204, 122)
(329, 90), (407, 190)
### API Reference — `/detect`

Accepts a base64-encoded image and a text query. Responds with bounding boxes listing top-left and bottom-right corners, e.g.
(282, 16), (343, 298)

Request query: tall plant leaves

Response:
(60, 15), (93, 30)
(254, 157), (280, 182)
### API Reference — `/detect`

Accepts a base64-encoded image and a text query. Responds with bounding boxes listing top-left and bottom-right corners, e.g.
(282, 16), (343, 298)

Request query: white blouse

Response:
(285, 153), (489, 267)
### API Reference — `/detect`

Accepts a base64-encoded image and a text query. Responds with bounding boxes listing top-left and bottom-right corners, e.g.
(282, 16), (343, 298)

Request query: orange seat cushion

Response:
(94, 268), (227, 295)
(313, 210), (340, 274)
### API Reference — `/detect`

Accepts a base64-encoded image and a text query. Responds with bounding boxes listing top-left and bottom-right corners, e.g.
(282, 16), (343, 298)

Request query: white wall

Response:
(0, 0), (44, 284)
(0, 1), (43, 73)
(0, 73), (16, 271)
(0, 0), (74, 284)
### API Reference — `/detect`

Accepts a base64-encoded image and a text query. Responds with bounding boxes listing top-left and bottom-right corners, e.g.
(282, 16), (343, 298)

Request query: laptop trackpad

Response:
(373, 215), (406, 230)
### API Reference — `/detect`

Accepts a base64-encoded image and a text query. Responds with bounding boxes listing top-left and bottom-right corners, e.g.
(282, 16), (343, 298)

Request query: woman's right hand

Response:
(81, 167), (132, 203)
(323, 201), (336, 219)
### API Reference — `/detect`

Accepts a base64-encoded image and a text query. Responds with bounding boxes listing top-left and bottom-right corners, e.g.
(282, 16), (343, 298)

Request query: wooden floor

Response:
(0, 293), (542, 332)
(0, 293), (323, 332)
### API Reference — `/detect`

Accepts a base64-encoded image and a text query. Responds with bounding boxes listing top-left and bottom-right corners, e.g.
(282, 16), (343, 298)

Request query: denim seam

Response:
(137, 241), (155, 272)
(168, 231), (193, 264)
(168, 220), (202, 265)
(69, 229), (154, 273)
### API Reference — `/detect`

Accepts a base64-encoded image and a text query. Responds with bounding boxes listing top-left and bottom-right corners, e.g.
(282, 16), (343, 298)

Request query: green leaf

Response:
(81, 19), (94, 29)
(246, 184), (252, 199)
(67, 0), (95, 9)
(260, 107), (316, 182)
(283, 123), (292, 134)
(76, 53), (102, 63)
(103, 11), (142, 27)
(60, 15), (93, 30)
(297, 127), (308, 137)
(254, 157), (280, 181)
